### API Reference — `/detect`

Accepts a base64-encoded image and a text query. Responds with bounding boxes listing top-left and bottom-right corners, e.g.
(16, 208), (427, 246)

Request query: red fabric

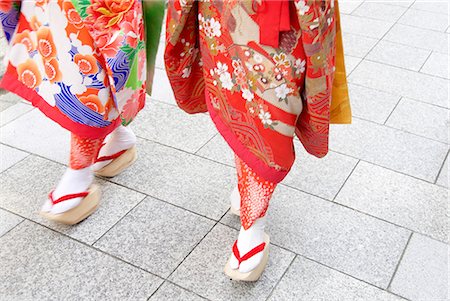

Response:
(70, 134), (104, 169)
(235, 155), (277, 229)
(232, 240), (266, 266)
(257, 0), (291, 48)
(49, 190), (90, 205)
(165, 0), (337, 183)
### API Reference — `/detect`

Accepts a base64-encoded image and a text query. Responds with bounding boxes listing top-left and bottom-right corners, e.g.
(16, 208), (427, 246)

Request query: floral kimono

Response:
(165, 0), (350, 184)
(0, 0), (164, 139)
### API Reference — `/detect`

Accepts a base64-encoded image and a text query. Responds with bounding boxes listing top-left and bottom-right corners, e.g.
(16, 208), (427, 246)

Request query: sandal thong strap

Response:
(95, 149), (127, 163)
(49, 190), (90, 205)
(232, 240), (266, 266)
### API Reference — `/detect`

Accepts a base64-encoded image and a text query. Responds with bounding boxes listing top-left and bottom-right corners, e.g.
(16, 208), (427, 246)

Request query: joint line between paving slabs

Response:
(0, 218), (25, 239)
(91, 194), (148, 246)
(264, 254), (297, 301)
(433, 148), (449, 184)
(387, 231), (413, 291)
(332, 159), (361, 202)
(163, 206), (231, 288)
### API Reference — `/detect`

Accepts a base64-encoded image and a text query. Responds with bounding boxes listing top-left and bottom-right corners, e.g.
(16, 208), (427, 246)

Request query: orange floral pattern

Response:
(0, 0), (154, 138)
(17, 59), (42, 89)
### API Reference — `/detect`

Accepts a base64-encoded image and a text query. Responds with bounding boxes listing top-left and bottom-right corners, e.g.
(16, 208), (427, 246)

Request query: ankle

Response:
(237, 217), (266, 250)
(111, 125), (136, 145)
(53, 167), (93, 198)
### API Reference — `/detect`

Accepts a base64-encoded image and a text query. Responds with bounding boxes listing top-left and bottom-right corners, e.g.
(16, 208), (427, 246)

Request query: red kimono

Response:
(165, 0), (339, 183)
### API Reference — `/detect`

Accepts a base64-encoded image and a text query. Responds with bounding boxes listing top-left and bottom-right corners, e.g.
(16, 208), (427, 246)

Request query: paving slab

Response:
(111, 138), (235, 220)
(0, 155), (147, 245)
(268, 256), (406, 301)
(389, 234), (449, 301)
(349, 60), (449, 108)
(133, 101), (217, 153)
(221, 185), (411, 288)
(0, 208), (23, 237)
(0, 143), (28, 173)
(330, 118), (449, 182)
(336, 161), (449, 243)
(386, 98), (449, 143)
(0, 221), (163, 300)
(169, 223), (295, 301)
(95, 197), (215, 278)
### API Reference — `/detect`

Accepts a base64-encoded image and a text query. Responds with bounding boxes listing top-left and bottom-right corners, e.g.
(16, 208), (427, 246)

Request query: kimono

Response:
(165, 0), (351, 183)
(0, 0), (164, 139)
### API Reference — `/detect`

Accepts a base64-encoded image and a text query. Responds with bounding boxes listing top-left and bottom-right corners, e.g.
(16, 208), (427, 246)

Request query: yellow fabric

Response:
(330, 0), (352, 124)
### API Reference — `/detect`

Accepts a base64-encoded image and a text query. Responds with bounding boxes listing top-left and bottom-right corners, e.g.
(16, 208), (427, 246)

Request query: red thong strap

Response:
(94, 149), (127, 163)
(48, 190), (90, 205)
(232, 240), (267, 266)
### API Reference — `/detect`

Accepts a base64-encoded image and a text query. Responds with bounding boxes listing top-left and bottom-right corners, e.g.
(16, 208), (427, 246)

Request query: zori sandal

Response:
(94, 145), (137, 178)
(224, 233), (270, 281)
(40, 185), (101, 225)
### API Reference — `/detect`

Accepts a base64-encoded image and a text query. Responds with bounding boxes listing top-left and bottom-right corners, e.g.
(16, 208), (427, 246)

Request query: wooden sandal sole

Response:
(95, 146), (137, 178)
(40, 185), (101, 225)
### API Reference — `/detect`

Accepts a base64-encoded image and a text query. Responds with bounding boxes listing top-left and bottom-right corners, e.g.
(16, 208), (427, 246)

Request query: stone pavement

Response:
(0, 1), (448, 300)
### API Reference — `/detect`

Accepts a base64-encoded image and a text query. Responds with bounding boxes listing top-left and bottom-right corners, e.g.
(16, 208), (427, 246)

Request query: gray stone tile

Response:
(338, 1), (363, 14)
(345, 55), (362, 74)
(268, 256), (405, 301)
(349, 60), (449, 108)
(270, 186), (410, 287)
(399, 8), (449, 32)
(0, 221), (163, 300)
(282, 143), (358, 200)
(0, 209), (23, 237)
(390, 234), (449, 301)
(386, 98), (449, 143)
(169, 223), (295, 301)
(0, 109), (69, 165)
(0, 155), (147, 244)
(151, 68), (177, 106)
(221, 185), (411, 288)
(347, 83), (401, 124)
(330, 118), (448, 182)
(95, 197), (214, 278)
(353, 2), (407, 22)
(384, 24), (449, 54)
(436, 155), (448, 188)
(410, 1), (449, 14)
(366, 41), (431, 71)
(155, 42), (165, 70)
(340, 14), (394, 39)
(342, 33), (379, 58)
(0, 143), (28, 173)
(196, 133), (235, 167)
(379, 1), (414, 8)
(111, 138), (235, 220)
(420, 52), (449, 79)
(0, 102), (33, 127)
(149, 282), (207, 301)
(0, 92), (25, 112)
(335, 162), (449, 243)
(133, 101), (217, 153)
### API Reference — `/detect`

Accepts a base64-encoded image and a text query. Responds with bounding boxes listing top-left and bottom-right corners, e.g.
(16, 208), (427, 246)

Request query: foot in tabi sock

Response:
(93, 125), (137, 177)
(229, 186), (241, 215)
(224, 217), (270, 281)
(40, 167), (100, 225)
